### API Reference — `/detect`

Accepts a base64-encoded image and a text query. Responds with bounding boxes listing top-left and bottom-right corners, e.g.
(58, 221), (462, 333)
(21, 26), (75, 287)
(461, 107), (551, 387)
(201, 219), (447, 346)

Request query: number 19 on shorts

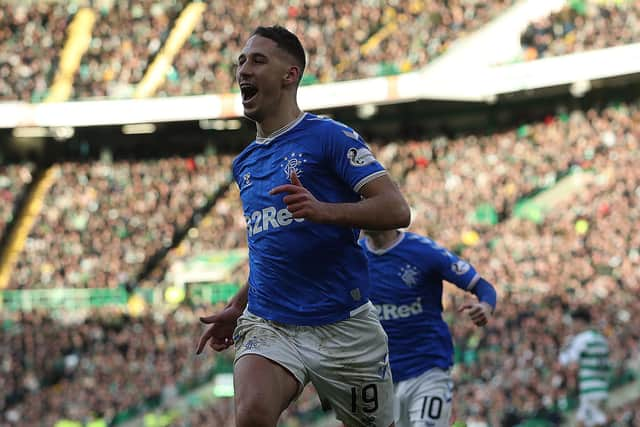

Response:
(351, 384), (379, 414)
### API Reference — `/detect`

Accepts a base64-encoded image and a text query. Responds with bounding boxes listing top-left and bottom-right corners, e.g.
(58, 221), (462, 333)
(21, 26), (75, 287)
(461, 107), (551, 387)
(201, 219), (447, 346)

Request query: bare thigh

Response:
(234, 354), (300, 427)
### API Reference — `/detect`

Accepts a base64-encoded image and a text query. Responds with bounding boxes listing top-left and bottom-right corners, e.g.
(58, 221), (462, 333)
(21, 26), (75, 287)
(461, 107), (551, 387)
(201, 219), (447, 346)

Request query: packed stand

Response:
(520, 0), (640, 61)
(1, 0), (517, 101)
(8, 154), (233, 290)
(0, 2), (69, 102)
(406, 104), (640, 424)
(400, 110), (607, 250)
(0, 306), (235, 427)
(0, 163), (33, 239)
(73, 0), (185, 99)
(139, 184), (246, 290)
(158, 0), (516, 96)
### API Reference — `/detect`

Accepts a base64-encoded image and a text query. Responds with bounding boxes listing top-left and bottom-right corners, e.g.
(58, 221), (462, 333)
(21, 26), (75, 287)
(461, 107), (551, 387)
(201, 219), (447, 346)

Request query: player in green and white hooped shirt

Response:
(559, 307), (610, 427)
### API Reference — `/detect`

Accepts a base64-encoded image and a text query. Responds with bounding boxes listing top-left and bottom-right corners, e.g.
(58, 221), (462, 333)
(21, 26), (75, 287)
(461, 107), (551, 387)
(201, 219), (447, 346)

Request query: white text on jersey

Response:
(245, 206), (304, 236)
(375, 297), (423, 321)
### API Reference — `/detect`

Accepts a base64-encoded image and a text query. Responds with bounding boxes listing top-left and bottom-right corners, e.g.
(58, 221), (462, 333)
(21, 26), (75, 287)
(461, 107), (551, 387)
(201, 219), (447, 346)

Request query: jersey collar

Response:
(255, 112), (307, 145)
(365, 231), (405, 255)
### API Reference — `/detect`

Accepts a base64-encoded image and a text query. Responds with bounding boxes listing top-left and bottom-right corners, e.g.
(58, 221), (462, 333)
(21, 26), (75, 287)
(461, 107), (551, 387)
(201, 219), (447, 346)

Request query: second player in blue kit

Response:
(361, 230), (498, 427)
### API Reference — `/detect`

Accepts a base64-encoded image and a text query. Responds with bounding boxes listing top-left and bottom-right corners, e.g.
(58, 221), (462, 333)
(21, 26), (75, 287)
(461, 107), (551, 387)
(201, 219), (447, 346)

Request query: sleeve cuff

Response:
(353, 170), (387, 193)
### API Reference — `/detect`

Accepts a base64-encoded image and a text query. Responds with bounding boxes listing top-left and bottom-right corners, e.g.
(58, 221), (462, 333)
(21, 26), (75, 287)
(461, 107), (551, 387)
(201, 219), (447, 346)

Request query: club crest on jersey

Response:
(398, 264), (419, 287)
(451, 260), (470, 275)
(241, 172), (252, 189)
(347, 147), (376, 167)
(280, 152), (307, 178)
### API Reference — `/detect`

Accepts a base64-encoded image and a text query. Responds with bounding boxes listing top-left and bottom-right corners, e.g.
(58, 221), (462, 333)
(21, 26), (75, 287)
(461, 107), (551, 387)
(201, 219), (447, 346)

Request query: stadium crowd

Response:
(156, 0), (516, 96)
(0, 163), (33, 240)
(7, 154), (233, 290)
(4, 0), (640, 102)
(0, 2), (68, 102)
(2, 1), (640, 426)
(73, 0), (184, 99)
(2, 0), (517, 102)
(0, 306), (235, 427)
(520, 0), (640, 60)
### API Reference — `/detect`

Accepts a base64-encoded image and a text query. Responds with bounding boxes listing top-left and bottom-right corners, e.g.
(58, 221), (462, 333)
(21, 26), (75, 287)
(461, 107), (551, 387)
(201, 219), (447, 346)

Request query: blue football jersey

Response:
(360, 232), (480, 382)
(232, 113), (387, 325)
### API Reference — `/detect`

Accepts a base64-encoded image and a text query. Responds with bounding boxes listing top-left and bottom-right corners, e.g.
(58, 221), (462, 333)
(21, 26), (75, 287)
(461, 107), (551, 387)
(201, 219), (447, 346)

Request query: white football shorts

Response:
(233, 302), (395, 426)
(394, 367), (453, 427)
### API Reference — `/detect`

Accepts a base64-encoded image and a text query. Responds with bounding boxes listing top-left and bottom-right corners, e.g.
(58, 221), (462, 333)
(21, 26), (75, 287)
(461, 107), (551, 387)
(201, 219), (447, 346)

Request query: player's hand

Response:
(270, 171), (331, 222)
(458, 302), (493, 327)
(196, 303), (243, 354)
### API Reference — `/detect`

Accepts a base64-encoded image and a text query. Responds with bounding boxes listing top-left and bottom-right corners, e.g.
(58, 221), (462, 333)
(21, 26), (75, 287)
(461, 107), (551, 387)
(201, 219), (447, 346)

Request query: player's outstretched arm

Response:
(459, 278), (497, 327)
(196, 282), (248, 354)
(271, 171), (410, 229)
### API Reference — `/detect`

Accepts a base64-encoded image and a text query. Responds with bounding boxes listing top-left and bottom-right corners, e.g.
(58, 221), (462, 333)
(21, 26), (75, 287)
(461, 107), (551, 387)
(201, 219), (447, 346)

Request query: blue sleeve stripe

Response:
(354, 170), (387, 192)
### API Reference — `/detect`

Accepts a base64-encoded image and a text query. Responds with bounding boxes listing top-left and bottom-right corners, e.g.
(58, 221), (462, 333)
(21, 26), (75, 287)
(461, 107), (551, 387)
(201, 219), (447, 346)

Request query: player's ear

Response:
(283, 66), (300, 86)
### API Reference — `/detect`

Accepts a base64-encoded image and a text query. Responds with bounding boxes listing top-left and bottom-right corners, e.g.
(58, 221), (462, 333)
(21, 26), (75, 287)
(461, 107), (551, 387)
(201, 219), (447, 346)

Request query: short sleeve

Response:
(425, 238), (479, 291)
(325, 122), (387, 193)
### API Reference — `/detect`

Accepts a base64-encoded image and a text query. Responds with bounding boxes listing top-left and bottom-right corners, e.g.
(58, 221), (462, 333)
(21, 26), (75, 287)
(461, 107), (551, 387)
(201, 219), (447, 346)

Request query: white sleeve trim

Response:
(466, 274), (480, 292)
(353, 170), (388, 193)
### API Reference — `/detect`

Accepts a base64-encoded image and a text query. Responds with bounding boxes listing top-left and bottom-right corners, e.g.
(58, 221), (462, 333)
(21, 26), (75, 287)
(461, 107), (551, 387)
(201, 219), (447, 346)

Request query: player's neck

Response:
(367, 230), (401, 251)
(256, 105), (303, 138)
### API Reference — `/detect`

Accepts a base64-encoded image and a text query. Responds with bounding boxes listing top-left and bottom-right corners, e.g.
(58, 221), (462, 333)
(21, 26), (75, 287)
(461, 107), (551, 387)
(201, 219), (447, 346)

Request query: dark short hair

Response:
(571, 306), (591, 323)
(251, 25), (306, 83)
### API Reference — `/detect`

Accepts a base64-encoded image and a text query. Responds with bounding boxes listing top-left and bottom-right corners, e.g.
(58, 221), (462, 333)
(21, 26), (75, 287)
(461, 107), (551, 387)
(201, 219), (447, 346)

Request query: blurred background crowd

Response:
(2, 0), (640, 426)
(8, 0), (640, 101)
(519, 0), (640, 61)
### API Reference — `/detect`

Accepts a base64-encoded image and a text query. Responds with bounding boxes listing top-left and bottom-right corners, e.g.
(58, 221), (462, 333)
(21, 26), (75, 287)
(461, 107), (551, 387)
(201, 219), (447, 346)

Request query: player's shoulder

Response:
(403, 232), (438, 249)
(303, 113), (362, 140)
(380, 232), (432, 261)
(402, 233), (458, 267)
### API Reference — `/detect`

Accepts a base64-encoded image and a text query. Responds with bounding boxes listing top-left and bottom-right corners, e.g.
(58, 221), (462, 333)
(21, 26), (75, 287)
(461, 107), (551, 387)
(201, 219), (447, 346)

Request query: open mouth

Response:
(240, 83), (258, 104)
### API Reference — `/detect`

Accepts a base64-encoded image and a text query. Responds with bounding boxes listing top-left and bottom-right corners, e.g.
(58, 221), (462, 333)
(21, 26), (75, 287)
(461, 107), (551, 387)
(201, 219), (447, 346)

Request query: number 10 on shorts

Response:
(420, 395), (443, 420)
(351, 384), (379, 413)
